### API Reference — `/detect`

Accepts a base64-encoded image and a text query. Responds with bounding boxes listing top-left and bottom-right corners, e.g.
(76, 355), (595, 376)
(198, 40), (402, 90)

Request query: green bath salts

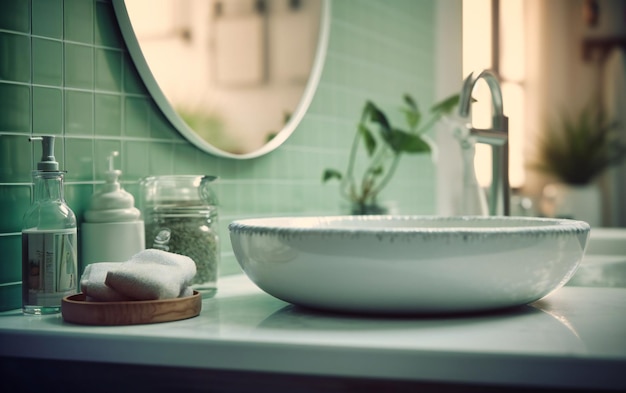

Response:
(144, 210), (219, 291)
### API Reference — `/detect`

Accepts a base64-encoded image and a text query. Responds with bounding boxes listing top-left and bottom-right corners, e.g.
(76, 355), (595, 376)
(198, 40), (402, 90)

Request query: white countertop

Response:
(1, 274), (625, 391)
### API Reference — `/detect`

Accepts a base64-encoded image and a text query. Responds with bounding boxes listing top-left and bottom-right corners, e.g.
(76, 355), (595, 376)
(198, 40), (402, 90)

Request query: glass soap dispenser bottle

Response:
(81, 151), (144, 270)
(22, 136), (78, 315)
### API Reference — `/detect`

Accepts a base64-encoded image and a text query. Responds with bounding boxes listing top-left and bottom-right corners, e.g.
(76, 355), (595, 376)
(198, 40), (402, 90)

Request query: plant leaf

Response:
(359, 124), (377, 156)
(370, 165), (384, 176)
(383, 128), (431, 153)
(430, 94), (460, 115)
(322, 169), (343, 182)
(364, 101), (392, 137)
(400, 108), (420, 130)
(403, 94), (418, 111)
(402, 94), (421, 130)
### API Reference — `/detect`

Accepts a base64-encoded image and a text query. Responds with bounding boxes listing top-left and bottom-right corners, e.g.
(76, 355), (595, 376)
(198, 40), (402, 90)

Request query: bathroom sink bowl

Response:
(229, 216), (590, 314)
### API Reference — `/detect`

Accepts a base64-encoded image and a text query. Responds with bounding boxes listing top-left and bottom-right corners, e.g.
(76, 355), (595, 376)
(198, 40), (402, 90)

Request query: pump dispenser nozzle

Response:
(103, 151), (122, 193)
(84, 151), (141, 223)
(30, 136), (59, 171)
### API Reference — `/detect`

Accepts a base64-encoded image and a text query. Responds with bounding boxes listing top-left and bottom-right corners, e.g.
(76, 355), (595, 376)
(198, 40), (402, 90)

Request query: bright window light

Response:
(462, 0), (526, 189)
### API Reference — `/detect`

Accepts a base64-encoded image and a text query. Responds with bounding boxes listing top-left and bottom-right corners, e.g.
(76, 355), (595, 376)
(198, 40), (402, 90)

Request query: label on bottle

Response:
(22, 228), (78, 307)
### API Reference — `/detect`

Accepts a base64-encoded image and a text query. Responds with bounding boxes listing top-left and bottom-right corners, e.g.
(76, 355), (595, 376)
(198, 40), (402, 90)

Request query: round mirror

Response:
(113, 0), (330, 159)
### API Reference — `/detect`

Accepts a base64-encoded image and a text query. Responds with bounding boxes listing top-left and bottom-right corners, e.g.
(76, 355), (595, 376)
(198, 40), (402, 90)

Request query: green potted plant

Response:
(533, 105), (625, 185)
(322, 93), (459, 214)
(532, 104), (626, 224)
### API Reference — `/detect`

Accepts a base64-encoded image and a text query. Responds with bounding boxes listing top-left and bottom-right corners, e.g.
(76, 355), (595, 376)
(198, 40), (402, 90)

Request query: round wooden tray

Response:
(61, 291), (202, 326)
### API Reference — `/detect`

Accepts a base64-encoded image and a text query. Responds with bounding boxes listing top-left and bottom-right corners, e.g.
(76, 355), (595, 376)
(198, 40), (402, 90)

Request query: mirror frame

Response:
(112, 0), (331, 159)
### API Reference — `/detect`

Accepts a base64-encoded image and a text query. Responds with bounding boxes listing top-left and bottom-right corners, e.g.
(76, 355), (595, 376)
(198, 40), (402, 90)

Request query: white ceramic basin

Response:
(229, 216), (590, 314)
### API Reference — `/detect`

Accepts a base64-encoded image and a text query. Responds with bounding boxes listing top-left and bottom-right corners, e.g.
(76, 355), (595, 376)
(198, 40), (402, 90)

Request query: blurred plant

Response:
(176, 107), (240, 153)
(322, 93), (459, 214)
(531, 104), (626, 185)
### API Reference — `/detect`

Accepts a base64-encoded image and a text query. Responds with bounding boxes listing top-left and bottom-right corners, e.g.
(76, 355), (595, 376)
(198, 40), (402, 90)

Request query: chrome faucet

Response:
(458, 69), (510, 216)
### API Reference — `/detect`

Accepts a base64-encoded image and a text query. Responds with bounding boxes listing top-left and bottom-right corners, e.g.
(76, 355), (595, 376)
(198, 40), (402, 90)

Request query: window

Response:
(462, 0), (526, 189)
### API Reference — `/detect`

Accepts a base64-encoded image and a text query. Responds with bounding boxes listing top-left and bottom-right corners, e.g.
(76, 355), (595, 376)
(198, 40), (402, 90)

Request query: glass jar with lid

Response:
(140, 175), (219, 296)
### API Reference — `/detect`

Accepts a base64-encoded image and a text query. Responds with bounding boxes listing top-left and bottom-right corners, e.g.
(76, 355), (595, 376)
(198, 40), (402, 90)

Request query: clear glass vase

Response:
(350, 202), (388, 215)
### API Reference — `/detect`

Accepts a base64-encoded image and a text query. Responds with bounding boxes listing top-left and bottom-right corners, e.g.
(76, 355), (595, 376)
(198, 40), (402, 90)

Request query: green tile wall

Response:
(0, 0), (437, 311)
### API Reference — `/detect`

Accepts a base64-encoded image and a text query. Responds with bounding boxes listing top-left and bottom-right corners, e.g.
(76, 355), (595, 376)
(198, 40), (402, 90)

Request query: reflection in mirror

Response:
(113, 0), (329, 158)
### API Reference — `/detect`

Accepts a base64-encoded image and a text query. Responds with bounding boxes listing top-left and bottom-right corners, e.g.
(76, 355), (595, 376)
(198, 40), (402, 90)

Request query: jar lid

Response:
(141, 175), (218, 205)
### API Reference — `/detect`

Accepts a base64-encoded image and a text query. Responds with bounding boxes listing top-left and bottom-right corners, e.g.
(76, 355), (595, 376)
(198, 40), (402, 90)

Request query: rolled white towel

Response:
(179, 286), (194, 298)
(80, 262), (131, 302)
(105, 249), (197, 300)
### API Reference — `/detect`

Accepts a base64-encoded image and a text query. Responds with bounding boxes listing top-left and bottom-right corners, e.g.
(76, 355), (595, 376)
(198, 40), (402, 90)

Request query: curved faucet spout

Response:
(458, 69), (510, 216)
(459, 70), (506, 130)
